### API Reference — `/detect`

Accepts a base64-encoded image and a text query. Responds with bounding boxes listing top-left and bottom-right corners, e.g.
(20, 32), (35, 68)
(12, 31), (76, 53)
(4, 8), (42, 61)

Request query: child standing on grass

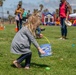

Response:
(11, 12), (45, 69)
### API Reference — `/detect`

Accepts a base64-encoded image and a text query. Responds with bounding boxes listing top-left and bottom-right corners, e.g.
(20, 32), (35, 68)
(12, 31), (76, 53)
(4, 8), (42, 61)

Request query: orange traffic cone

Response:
(0, 26), (4, 30)
(15, 25), (18, 32)
(0, 24), (4, 30)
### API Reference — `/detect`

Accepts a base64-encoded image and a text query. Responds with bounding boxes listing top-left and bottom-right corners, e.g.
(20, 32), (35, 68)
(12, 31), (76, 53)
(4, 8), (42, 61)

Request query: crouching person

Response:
(11, 13), (45, 69)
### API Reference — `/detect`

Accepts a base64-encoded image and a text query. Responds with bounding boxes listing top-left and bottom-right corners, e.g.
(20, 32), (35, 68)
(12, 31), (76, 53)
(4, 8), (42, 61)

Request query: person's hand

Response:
(65, 18), (69, 23)
(38, 47), (45, 54)
(65, 18), (68, 21)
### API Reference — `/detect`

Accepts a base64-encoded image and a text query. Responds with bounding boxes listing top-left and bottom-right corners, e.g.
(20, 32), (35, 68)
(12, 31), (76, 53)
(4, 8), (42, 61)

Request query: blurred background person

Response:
(15, 4), (23, 31)
(59, 0), (72, 40)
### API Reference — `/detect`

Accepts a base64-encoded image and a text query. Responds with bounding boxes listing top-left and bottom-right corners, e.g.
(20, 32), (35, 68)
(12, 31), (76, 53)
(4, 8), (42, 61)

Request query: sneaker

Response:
(62, 38), (66, 40)
(24, 64), (30, 70)
(59, 37), (63, 40)
(59, 37), (66, 40)
(24, 66), (30, 70)
(13, 60), (22, 68)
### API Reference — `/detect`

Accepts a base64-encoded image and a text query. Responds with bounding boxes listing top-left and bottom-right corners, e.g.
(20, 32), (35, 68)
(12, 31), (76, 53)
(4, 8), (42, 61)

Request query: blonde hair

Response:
(25, 12), (41, 37)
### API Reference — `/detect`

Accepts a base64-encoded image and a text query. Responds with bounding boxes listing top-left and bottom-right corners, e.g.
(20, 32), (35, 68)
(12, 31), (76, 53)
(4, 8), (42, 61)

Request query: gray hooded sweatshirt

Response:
(11, 26), (39, 54)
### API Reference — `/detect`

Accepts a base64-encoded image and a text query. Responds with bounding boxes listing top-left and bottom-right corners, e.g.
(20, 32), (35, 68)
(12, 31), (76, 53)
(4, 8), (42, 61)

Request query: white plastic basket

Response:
(65, 20), (72, 26)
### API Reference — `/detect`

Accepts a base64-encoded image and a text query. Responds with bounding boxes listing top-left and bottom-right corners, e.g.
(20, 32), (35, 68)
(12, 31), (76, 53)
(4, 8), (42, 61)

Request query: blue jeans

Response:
(17, 52), (32, 67)
(19, 19), (22, 29)
(60, 18), (67, 37)
(16, 19), (22, 31)
(16, 20), (19, 31)
(36, 26), (41, 35)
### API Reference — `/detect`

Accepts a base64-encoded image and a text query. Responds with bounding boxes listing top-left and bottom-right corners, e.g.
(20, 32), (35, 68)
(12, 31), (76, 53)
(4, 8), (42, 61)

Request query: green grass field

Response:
(0, 24), (76, 75)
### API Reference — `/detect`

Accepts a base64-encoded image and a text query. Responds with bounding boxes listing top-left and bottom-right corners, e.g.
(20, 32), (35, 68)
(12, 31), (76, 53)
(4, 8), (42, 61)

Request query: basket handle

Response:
(43, 35), (50, 44)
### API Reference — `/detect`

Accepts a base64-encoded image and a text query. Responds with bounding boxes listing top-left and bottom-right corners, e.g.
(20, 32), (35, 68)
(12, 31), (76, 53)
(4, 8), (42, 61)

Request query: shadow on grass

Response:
(11, 64), (17, 68)
(11, 62), (50, 68)
(31, 62), (50, 68)
(55, 36), (69, 40)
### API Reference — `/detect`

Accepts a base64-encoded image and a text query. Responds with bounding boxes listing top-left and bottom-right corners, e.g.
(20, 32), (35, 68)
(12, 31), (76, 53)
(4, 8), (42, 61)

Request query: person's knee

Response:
(28, 52), (32, 56)
(28, 52), (31, 54)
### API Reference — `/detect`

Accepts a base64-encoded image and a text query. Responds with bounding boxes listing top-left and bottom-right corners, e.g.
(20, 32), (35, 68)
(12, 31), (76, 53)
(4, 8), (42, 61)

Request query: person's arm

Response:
(66, 11), (69, 21)
(37, 47), (45, 54)
(66, 2), (72, 21)
(15, 9), (22, 14)
(25, 27), (45, 54)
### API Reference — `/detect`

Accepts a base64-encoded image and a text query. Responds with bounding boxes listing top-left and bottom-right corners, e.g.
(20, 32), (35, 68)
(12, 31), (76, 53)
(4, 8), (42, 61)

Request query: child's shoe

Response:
(24, 66), (30, 70)
(13, 60), (22, 68)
